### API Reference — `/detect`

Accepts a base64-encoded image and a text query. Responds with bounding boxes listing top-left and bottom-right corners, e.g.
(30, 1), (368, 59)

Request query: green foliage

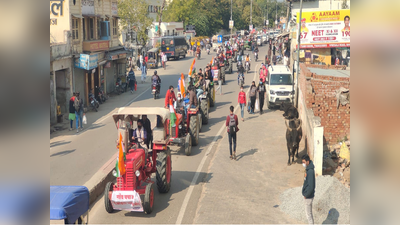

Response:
(163, 0), (288, 36)
(118, 0), (154, 45)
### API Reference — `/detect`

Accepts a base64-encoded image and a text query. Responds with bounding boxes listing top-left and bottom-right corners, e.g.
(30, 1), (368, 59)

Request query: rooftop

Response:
(308, 67), (350, 78)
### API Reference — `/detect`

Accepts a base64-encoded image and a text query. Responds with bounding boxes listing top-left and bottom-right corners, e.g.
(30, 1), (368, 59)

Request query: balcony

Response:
(83, 40), (110, 52)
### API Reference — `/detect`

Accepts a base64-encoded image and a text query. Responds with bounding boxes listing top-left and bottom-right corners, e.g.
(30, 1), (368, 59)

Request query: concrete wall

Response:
(297, 63), (324, 176)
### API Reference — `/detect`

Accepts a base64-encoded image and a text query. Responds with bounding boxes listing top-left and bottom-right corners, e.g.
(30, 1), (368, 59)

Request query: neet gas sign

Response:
(297, 9), (350, 48)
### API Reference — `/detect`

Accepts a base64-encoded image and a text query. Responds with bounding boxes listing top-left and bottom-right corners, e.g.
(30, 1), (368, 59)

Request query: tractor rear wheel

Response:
(104, 182), (114, 213)
(189, 115), (199, 146)
(210, 86), (215, 107)
(156, 147), (172, 193)
(144, 183), (154, 214)
(200, 99), (209, 125)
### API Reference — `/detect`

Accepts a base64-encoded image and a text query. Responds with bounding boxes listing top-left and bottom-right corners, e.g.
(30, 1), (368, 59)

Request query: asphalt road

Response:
(51, 43), (270, 223)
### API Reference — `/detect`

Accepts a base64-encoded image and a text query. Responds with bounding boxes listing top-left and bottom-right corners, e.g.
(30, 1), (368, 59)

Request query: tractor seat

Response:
(152, 127), (166, 141)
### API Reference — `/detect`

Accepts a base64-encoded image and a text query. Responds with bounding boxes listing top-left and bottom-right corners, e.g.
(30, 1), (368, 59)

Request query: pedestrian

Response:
(127, 67), (136, 93)
(238, 86), (246, 121)
(302, 154), (316, 224)
(272, 54), (277, 65)
(141, 60), (147, 83)
(165, 85), (177, 109)
(162, 52), (167, 69)
(226, 105), (239, 160)
(273, 43), (276, 56)
(145, 54), (148, 63)
(73, 92), (85, 133)
(139, 53), (143, 69)
(68, 92), (76, 131)
(335, 56), (340, 66)
(249, 81), (257, 114)
(257, 78), (266, 114)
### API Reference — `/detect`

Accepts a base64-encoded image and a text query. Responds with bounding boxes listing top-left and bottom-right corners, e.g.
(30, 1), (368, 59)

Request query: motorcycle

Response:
(95, 86), (107, 104)
(151, 83), (160, 99)
(115, 77), (126, 95)
(237, 58), (242, 71)
(245, 61), (250, 74)
(254, 52), (258, 62)
(89, 92), (99, 112)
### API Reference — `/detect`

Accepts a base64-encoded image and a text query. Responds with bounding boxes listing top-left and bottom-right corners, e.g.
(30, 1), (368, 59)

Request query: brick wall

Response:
(299, 64), (350, 145)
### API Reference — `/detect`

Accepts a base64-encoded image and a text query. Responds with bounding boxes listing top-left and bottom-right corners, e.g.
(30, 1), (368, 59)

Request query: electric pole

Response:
(295, 0), (303, 108)
(275, 0), (277, 29)
(230, 0), (233, 44)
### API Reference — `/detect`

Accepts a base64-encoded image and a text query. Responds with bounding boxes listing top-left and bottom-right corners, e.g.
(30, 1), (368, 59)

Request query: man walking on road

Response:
(238, 86), (246, 121)
(249, 81), (257, 114)
(226, 105), (239, 160)
(257, 79), (266, 114)
(302, 154), (316, 224)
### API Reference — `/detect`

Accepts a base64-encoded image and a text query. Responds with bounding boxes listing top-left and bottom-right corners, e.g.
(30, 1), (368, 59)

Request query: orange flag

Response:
(118, 133), (126, 176)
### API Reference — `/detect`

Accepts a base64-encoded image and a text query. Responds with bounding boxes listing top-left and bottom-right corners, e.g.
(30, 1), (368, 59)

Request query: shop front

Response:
(74, 53), (101, 107)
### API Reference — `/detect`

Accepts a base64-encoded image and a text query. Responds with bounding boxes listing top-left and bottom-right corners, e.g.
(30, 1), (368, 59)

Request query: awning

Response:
(71, 14), (83, 18)
(82, 14), (101, 17)
(98, 60), (107, 66)
(106, 50), (130, 61)
(112, 15), (120, 18)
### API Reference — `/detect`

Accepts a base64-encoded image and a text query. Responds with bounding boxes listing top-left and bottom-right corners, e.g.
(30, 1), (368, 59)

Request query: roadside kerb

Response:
(83, 151), (118, 206)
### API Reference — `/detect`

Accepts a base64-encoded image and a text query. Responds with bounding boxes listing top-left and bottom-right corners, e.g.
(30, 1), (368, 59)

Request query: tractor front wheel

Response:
(189, 115), (199, 146)
(156, 147), (172, 193)
(184, 134), (192, 156)
(104, 182), (114, 213)
(144, 183), (154, 214)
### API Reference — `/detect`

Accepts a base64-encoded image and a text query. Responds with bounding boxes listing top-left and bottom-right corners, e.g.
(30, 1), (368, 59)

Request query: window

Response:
(112, 18), (118, 36)
(97, 18), (103, 39)
(89, 18), (94, 39)
(72, 18), (79, 40)
(270, 74), (293, 85)
(83, 18), (86, 40)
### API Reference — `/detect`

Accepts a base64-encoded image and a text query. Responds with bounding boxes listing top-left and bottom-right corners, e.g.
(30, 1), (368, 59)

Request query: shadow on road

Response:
(236, 148), (258, 161)
(123, 171), (213, 218)
(322, 208), (339, 224)
(50, 149), (76, 157)
(50, 140), (71, 148)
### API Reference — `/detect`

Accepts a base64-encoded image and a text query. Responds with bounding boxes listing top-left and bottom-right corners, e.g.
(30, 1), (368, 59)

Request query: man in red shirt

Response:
(165, 85), (177, 108)
(226, 105), (239, 160)
(238, 86), (246, 121)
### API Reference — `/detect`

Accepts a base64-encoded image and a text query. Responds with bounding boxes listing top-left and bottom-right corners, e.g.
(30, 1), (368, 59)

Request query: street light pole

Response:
(295, 0), (303, 108)
(250, 0), (252, 27)
(230, 0), (233, 44)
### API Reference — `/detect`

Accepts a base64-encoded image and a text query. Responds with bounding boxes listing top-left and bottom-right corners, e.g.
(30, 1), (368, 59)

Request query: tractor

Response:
(104, 107), (172, 215)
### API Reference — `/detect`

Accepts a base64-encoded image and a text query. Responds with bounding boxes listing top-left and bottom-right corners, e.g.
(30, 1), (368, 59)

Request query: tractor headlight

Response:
(112, 170), (118, 177)
(270, 90), (275, 95)
(135, 170), (140, 177)
(179, 124), (182, 129)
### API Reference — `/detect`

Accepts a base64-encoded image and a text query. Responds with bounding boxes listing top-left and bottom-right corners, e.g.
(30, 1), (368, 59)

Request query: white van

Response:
(266, 65), (295, 109)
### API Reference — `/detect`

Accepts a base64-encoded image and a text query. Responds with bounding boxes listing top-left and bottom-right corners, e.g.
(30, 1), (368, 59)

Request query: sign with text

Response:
(50, 0), (64, 17)
(110, 191), (143, 212)
(297, 9), (350, 48)
(74, 53), (99, 70)
(111, 2), (118, 15)
(82, 0), (95, 15)
(229, 20), (234, 29)
(83, 40), (110, 52)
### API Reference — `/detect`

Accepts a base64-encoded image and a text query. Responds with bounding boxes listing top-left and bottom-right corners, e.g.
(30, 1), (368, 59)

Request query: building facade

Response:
(50, 0), (128, 125)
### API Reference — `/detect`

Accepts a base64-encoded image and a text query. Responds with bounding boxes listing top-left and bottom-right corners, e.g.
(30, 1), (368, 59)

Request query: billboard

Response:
(297, 9), (350, 48)
(74, 53), (99, 70)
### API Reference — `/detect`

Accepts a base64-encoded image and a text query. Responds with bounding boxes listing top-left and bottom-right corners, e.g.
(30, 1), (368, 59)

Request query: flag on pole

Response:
(188, 58), (196, 79)
(179, 73), (186, 98)
(115, 133), (126, 177)
(169, 99), (179, 130)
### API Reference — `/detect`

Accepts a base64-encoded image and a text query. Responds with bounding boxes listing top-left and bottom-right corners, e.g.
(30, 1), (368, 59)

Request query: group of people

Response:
(68, 92), (85, 133)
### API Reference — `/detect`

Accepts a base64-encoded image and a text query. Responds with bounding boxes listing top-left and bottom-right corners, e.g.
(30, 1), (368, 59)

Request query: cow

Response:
(280, 102), (299, 119)
(285, 118), (302, 165)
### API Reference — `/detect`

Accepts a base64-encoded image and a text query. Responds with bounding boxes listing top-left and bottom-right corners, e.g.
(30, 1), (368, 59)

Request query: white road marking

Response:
(175, 63), (259, 224)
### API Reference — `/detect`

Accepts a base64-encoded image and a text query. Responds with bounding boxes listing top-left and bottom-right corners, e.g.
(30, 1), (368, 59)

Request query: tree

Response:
(118, 0), (154, 45)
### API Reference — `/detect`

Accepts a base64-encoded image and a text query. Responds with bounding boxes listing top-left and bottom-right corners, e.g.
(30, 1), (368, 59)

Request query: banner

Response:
(297, 9), (350, 49)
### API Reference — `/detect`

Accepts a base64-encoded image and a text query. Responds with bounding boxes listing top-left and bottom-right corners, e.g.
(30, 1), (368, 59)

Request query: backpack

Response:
(259, 85), (265, 92)
(229, 114), (236, 134)
(74, 98), (80, 112)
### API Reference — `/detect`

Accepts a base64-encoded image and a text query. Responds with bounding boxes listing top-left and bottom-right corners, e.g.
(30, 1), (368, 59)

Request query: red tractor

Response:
(169, 105), (201, 156)
(104, 107), (172, 214)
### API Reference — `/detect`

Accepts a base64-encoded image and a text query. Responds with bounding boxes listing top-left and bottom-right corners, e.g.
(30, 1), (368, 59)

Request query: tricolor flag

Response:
(115, 133), (126, 177)
(179, 73), (186, 98)
(188, 58), (196, 79)
(169, 99), (179, 130)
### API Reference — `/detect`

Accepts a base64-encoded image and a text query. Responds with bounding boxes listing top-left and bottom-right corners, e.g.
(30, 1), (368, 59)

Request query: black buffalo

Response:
(281, 102), (299, 119)
(285, 118), (302, 165)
